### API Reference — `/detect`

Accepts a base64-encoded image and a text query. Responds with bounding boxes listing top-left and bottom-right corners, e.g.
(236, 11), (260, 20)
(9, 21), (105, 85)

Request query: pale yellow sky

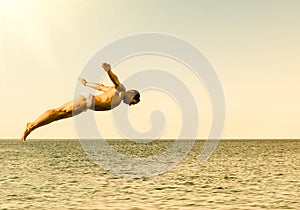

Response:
(0, 0), (299, 139)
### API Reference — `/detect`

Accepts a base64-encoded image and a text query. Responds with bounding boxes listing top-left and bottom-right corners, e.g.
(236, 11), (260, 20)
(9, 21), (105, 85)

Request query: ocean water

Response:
(0, 139), (299, 210)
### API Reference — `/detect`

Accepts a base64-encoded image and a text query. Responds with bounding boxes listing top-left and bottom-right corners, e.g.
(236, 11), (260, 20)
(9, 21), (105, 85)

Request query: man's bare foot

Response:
(20, 123), (32, 141)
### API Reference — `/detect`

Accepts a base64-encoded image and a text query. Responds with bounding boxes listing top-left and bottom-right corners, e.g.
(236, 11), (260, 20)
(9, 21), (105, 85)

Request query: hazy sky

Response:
(0, 0), (299, 139)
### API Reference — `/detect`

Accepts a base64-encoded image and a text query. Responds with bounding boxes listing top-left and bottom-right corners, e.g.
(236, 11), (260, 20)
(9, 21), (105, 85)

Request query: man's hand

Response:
(102, 63), (111, 72)
(78, 77), (87, 86)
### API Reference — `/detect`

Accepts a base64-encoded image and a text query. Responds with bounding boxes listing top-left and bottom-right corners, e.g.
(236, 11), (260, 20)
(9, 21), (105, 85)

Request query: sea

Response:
(0, 139), (299, 210)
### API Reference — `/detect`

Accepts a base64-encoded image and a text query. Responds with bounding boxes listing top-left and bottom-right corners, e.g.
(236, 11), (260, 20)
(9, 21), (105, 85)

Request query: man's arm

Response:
(102, 63), (125, 91)
(78, 77), (110, 92)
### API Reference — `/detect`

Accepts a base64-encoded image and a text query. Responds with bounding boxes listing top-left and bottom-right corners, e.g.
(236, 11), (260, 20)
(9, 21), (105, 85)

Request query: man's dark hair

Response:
(130, 90), (140, 101)
(123, 90), (140, 105)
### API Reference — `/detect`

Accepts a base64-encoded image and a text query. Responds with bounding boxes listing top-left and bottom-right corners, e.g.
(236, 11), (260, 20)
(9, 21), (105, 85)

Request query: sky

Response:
(0, 0), (299, 139)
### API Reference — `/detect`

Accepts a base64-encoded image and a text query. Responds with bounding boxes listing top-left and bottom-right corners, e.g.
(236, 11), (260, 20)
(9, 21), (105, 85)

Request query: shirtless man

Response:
(21, 63), (140, 141)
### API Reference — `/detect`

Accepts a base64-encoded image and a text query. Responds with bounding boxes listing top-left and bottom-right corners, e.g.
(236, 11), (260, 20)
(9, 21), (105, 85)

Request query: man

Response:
(21, 63), (140, 141)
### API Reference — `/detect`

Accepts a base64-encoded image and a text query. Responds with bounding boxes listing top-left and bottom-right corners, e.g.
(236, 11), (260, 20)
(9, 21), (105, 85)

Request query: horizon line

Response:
(2, 138), (300, 141)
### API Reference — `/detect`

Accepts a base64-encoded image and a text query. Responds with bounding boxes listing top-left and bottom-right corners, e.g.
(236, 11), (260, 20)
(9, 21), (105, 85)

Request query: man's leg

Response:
(21, 95), (89, 141)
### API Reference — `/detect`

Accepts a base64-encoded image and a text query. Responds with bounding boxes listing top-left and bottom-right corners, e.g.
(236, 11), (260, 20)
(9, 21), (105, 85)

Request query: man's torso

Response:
(94, 87), (123, 111)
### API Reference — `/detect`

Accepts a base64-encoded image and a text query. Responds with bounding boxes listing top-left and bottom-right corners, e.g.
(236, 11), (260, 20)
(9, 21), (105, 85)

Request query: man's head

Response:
(123, 90), (140, 106)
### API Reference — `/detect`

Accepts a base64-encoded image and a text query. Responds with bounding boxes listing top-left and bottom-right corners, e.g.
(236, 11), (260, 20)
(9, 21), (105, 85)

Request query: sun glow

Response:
(0, 0), (51, 79)
(0, 0), (36, 19)
(0, 0), (75, 80)
(0, 0), (52, 38)
(0, 0), (45, 49)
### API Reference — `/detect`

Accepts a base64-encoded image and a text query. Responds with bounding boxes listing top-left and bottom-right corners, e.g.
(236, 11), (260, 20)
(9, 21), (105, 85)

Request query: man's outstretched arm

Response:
(78, 77), (110, 92)
(102, 63), (125, 90)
